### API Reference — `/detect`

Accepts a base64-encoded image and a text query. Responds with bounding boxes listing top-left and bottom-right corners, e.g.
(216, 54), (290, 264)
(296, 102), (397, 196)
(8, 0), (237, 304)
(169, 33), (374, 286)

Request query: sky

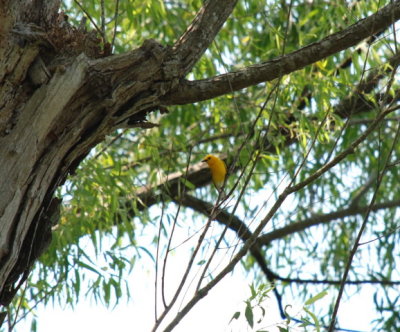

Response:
(7, 3), (394, 331)
(13, 211), (378, 332)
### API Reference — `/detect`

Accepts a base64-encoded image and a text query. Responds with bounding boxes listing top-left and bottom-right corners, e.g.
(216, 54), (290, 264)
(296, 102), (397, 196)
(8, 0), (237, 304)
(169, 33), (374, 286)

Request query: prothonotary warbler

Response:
(202, 154), (227, 197)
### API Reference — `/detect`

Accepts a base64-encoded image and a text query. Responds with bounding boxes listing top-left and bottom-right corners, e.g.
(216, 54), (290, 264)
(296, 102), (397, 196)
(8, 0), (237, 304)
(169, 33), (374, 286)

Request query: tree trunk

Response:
(2, 0), (400, 310)
(0, 0), (172, 305)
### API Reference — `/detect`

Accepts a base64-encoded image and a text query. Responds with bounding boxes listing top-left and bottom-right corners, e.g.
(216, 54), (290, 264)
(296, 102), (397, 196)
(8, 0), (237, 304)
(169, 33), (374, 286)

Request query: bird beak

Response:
(201, 159), (206, 163)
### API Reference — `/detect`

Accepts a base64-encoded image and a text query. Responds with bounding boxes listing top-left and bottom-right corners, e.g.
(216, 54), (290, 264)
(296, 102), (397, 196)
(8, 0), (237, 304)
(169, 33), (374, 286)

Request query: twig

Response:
(73, 0), (103, 38)
(359, 222), (400, 246)
(100, 0), (106, 43)
(162, 103), (399, 332)
(93, 130), (127, 159)
(258, 199), (400, 245)
(328, 67), (400, 331)
(277, 275), (400, 286)
(111, 0), (120, 51)
(154, 195), (166, 319)
(160, 148), (193, 309)
(349, 174), (377, 208)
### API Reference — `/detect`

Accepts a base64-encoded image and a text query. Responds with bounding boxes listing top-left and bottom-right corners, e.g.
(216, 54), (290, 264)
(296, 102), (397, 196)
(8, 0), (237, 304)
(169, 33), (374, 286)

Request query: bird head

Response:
(201, 154), (218, 166)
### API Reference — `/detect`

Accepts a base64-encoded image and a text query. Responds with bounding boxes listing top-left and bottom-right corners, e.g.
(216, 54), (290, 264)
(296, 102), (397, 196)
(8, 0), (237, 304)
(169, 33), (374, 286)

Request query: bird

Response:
(202, 154), (227, 197)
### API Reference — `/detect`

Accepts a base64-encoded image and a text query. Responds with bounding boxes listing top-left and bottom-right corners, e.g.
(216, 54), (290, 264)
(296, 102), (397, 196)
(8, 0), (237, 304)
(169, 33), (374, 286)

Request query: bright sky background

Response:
(9, 143), (387, 332)
(5, 1), (397, 331)
(13, 203), (378, 332)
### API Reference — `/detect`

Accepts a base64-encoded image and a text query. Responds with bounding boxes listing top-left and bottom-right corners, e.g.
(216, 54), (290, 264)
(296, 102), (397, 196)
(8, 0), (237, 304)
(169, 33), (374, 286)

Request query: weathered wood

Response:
(1, 0), (400, 312)
(0, 2), (172, 305)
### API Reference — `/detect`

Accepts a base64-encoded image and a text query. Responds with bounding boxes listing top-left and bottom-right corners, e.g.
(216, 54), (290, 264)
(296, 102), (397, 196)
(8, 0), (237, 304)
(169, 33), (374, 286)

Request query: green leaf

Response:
(77, 261), (102, 276)
(31, 318), (38, 332)
(245, 301), (254, 328)
(250, 283), (257, 300)
(229, 311), (241, 323)
(303, 307), (320, 331)
(305, 290), (328, 306)
(277, 326), (289, 332)
(180, 177), (196, 190)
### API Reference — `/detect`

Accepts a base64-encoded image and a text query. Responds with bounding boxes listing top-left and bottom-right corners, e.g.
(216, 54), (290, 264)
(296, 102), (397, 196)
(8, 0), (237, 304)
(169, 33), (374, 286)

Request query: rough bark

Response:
(0, 0), (238, 306)
(1, 0), (400, 311)
(162, 0), (400, 105)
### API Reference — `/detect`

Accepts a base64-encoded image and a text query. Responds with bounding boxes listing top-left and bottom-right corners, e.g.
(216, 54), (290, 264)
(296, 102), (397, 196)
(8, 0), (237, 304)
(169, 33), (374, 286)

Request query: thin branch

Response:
(162, 104), (399, 332)
(154, 196), (166, 319)
(111, 0), (120, 51)
(349, 174), (377, 208)
(276, 275), (400, 286)
(100, 0), (106, 43)
(167, 0), (239, 77)
(162, 1), (400, 105)
(257, 199), (400, 246)
(359, 222), (400, 246)
(73, 0), (103, 38)
(160, 149), (194, 309)
(93, 129), (127, 159)
(176, 194), (285, 316)
(328, 66), (400, 332)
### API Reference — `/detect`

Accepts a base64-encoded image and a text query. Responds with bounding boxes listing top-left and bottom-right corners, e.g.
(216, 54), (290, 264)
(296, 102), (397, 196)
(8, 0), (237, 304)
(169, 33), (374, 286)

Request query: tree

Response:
(1, 0), (400, 331)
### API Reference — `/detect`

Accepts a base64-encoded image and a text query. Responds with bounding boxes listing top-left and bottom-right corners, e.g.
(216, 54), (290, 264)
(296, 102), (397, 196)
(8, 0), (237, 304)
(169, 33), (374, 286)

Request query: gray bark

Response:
(1, 0), (400, 311)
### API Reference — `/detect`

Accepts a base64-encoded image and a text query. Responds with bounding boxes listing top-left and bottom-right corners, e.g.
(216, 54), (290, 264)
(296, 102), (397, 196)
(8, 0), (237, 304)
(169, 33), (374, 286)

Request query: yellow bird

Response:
(202, 154), (227, 196)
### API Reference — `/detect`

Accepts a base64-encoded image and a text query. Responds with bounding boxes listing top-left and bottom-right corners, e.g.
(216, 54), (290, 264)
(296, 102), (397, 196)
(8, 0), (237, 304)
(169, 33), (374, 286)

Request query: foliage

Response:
(229, 284), (328, 331)
(4, 0), (400, 331)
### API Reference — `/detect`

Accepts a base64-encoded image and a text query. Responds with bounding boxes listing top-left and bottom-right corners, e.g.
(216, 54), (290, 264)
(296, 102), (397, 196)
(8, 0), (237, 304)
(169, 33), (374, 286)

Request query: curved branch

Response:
(176, 194), (285, 318)
(276, 275), (400, 286)
(166, 0), (238, 77)
(162, 1), (400, 105)
(175, 195), (400, 321)
(125, 74), (399, 224)
(258, 199), (400, 246)
(132, 160), (212, 211)
(163, 105), (398, 331)
(116, 51), (400, 205)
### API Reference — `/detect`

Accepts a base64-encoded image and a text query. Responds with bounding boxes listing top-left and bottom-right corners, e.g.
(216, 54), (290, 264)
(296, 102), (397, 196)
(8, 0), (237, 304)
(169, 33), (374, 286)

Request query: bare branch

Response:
(111, 0), (120, 51)
(162, 105), (399, 331)
(329, 86), (400, 331)
(167, 0), (238, 77)
(176, 194), (284, 317)
(162, 1), (400, 105)
(257, 199), (400, 246)
(73, 0), (103, 38)
(276, 275), (400, 286)
(100, 0), (106, 43)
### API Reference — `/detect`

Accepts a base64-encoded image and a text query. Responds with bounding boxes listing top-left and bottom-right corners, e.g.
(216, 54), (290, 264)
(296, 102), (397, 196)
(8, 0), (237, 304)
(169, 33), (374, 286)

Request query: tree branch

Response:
(257, 199), (400, 246)
(175, 194), (285, 317)
(275, 275), (400, 286)
(124, 71), (399, 226)
(131, 159), (212, 212)
(173, 194), (400, 322)
(165, 0), (238, 77)
(162, 1), (400, 105)
(162, 105), (398, 331)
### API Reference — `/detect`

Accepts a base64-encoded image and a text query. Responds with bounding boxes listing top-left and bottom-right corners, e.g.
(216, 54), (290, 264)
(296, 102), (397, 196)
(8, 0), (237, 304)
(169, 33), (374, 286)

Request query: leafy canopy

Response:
(8, 1), (400, 331)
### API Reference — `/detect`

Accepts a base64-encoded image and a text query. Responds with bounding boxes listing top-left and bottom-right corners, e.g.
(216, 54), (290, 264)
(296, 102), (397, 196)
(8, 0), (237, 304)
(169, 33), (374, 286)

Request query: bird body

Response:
(202, 154), (227, 194)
